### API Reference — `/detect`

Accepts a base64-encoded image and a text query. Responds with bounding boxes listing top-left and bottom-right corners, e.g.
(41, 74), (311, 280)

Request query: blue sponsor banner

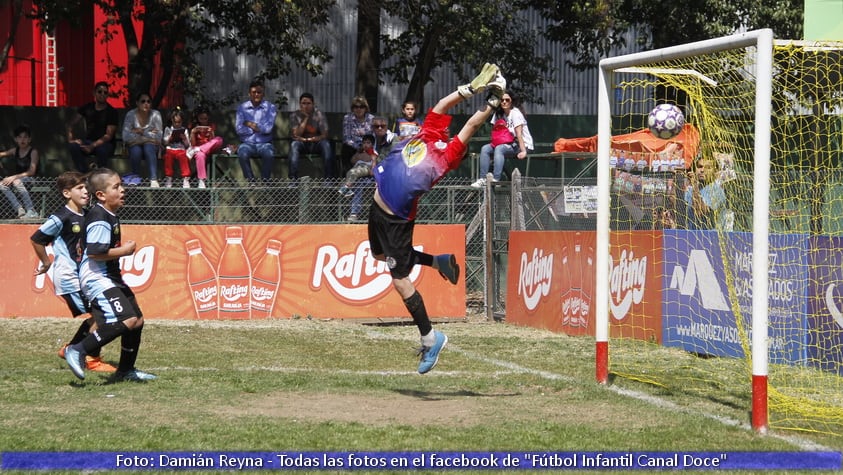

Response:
(807, 236), (843, 375)
(1, 451), (840, 470)
(725, 232), (808, 365)
(662, 230), (808, 362)
(663, 230), (743, 357)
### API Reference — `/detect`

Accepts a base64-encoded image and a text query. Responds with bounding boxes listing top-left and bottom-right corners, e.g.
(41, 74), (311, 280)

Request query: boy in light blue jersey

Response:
(64, 168), (155, 382)
(369, 63), (505, 373)
(31, 171), (115, 372)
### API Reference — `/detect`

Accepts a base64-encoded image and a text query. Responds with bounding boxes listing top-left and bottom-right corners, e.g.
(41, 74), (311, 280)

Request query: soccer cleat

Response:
(417, 330), (448, 374)
(458, 63), (500, 98)
(86, 356), (117, 372)
(435, 254), (460, 285)
(64, 345), (86, 380)
(113, 369), (157, 382)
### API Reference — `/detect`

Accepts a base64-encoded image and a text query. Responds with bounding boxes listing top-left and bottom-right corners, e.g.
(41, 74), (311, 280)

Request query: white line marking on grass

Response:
(446, 343), (834, 452)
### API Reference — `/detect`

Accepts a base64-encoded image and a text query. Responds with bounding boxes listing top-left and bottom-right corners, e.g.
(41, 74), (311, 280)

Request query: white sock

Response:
(421, 331), (436, 347)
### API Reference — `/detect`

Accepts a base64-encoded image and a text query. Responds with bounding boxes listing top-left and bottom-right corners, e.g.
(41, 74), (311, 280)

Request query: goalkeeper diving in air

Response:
(367, 63), (506, 373)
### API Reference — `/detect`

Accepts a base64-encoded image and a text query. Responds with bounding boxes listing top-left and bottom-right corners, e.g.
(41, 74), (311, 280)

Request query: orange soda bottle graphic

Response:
(186, 239), (218, 319)
(217, 226), (251, 319)
(251, 239), (282, 318)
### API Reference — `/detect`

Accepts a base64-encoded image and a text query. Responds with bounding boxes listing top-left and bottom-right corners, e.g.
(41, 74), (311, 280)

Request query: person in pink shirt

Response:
(188, 106), (230, 188)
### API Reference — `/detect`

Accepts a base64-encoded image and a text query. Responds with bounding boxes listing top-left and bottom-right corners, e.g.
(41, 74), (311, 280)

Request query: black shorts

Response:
(368, 201), (415, 279)
(90, 286), (143, 326)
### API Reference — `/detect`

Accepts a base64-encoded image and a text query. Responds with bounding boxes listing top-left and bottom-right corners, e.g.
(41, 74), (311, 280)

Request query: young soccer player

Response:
(369, 63), (505, 373)
(63, 168), (155, 381)
(31, 171), (115, 372)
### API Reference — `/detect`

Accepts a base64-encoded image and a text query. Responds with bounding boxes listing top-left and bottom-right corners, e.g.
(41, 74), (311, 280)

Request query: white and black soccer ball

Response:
(647, 104), (685, 140)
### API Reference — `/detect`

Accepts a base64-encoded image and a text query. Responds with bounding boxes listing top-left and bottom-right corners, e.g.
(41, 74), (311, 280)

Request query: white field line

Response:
(446, 342), (834, 452)
(360, 329), (833, 452)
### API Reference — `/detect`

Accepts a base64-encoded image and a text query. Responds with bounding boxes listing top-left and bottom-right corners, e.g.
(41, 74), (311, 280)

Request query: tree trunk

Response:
(0, 0), (25, 71)
(356, 0), (380, 112)
(404, 24), (442, 111)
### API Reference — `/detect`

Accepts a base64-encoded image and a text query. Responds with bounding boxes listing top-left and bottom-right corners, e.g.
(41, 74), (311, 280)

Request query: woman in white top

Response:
(122, 93), (163, 187)
(472, 92), (533, 187)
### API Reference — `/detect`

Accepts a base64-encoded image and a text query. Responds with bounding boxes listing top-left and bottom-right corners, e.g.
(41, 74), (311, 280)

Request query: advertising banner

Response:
(609, 232), (664, 343)
(506, 231), (596, 336)
(807, 236), (843, 375)
(0, 224), (466, 319)
(663, 230), (808, 362)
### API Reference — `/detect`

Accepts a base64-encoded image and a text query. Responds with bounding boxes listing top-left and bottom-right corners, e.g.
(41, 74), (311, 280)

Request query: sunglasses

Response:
(373, 124), (387, 129)
(501, 98), (512, 103)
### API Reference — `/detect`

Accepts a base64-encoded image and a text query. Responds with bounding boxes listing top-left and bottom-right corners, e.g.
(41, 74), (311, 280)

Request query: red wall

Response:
(1, 1), (181, 108)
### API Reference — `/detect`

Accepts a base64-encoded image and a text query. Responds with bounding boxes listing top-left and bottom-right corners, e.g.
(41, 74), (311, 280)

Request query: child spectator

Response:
(338, 133), (377, 198)
(31, 171), (115, 373)
(64, 167), (156, 382)
(393, 101), (423, 141)
(0, 125), (40, 219)
(162, 108), (192, 188)
(188, 106), (228, 189)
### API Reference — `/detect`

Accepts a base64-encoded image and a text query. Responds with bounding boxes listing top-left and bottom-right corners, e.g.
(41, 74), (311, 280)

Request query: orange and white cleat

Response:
(85, 355), (117, 372)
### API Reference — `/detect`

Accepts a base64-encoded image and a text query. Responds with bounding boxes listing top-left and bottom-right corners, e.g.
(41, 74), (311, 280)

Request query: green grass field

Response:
(0, 316), (840, 474)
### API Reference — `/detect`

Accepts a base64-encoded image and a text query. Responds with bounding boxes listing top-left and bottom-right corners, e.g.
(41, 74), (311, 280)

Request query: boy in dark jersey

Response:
(31, 171), (115, 372)
(369, 63), (505, 373)
(63, 168), (155, 382)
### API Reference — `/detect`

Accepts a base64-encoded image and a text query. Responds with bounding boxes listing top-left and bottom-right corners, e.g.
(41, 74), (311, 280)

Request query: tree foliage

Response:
(532, 0), (803, 71)
(379, 0), (555, 108)
(31, 0), (335, 108)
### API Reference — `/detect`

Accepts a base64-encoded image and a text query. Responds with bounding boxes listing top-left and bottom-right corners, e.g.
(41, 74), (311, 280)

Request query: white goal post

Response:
(594, 29), (774, 433)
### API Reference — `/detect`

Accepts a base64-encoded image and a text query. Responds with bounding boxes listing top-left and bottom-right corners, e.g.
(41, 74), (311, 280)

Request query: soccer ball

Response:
(647, 104), (685, 139)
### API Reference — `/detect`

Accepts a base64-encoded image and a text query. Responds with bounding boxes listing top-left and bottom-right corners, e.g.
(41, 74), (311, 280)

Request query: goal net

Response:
(596, 29), (843, 435)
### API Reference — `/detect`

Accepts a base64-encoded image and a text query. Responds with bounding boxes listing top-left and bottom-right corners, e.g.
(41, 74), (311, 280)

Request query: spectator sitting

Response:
(471, 92), (533, 187)
(122, 93), (163, 187)
(338, 133), (377, 199)
(0, 124), (40, 219)
(393, 101), (423, 141)
(340, 96), (374, 177)
(289, 92), (334, 181)
(162, 108), (192, 188)
(188, 105), (228, 189)
(346, 117), (394, 222)
(66, 81), (118, 172)
(235, 79), (277, 184)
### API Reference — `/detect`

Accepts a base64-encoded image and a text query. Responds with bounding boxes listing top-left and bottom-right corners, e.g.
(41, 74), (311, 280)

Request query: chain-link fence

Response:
(6, 168), (599, 319)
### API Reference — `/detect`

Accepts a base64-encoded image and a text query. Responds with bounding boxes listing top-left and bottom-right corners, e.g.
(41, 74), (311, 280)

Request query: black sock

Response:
(78, 321), (128, 355)
(117, 325), (143, 372)
(70, 318), (102, 358)
(411, 250), (434, 268)
(403, 291), (432, 336)
(69, 320), (91, 345)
